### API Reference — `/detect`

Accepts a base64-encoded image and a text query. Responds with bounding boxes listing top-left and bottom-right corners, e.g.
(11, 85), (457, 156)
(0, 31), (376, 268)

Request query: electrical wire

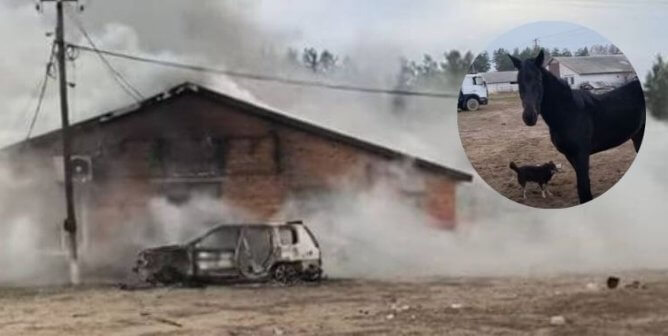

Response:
(68, 43), (459, 99)
(26, 42), (57, 141)
(65, 9), (145, 102)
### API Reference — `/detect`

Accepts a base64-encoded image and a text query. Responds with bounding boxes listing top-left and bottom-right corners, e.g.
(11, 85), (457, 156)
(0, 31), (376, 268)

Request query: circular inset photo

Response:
(457, 22), (646, 208)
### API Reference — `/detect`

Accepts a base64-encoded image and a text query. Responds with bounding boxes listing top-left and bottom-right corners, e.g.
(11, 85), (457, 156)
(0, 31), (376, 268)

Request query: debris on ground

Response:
(272, 327), (285, 335)
(139, 312), (182, 328)
(586, 282), (599, 291)
(450, 303), (463, 309)
(607, 276), (620, 289)
(625, 280), (647, 289)
(386, 313), (395, 320)
(389, 303), (411, 313)
(550, 315), (566, 325)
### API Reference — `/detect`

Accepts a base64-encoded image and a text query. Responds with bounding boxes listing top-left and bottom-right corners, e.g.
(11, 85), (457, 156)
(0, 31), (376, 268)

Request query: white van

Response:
(458, 74), (489, 111)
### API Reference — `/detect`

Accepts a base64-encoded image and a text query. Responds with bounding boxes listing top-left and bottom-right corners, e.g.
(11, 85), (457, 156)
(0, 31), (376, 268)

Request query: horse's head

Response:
(509, 50), (545, 126)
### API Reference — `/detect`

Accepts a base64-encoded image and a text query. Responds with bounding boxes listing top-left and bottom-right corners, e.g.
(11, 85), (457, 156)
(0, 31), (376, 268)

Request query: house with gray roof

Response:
(546, 55), (637, 90)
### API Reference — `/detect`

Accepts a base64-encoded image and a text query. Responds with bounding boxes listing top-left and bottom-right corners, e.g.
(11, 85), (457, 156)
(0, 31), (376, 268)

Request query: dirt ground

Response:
(458, 93), (638, 208)
(2, 271), (668, 335)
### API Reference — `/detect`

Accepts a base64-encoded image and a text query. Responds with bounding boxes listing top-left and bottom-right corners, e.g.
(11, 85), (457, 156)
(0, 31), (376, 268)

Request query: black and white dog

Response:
(509, 161), (561, 199)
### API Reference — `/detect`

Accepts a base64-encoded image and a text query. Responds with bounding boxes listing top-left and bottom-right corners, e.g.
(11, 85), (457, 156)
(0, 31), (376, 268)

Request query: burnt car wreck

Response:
(133, 221), (323, 285)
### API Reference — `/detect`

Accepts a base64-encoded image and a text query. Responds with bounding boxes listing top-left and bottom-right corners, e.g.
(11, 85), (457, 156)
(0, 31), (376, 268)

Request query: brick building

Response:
(3, 83), (471, 247)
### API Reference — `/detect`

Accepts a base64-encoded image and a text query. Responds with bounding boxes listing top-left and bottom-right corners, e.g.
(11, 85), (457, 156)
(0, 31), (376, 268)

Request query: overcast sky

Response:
(484, 21), (609, 55)
(1, 0), (667, 148)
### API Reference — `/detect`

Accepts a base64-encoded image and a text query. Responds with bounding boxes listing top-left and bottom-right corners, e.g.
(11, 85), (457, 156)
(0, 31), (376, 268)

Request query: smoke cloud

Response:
(274, 120), (668, 279)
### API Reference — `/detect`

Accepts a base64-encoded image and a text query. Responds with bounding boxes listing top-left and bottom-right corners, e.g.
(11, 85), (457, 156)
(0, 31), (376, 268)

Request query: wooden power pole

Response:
(38, 0), (82, 285)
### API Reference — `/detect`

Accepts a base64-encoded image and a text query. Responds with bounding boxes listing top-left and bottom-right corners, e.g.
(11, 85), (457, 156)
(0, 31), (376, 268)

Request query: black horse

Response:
(509, 50), (645, 203)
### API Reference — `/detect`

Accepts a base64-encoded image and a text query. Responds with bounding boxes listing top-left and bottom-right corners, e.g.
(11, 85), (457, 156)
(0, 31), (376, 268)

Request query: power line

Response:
(67, 43), (459, 99)
(26, 42), (57, 141)
(536, 27), (586, 41)
(515, 28), (588, 50)
(65, 9), (145, 102)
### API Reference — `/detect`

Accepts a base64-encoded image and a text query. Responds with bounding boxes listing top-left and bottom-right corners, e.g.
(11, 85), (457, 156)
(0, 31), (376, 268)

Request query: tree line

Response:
(487, 44), (623, 72)
(278, 46), (666, 120)
(645, 55), (668, 120)
(284, 47), (475, 89)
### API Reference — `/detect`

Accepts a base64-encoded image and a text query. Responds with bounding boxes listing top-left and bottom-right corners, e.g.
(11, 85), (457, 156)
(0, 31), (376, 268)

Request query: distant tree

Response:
(471, 51), (491, 73)
(645, 55), (668, 120)
(518, 47), (534, 61)
(319, 50), (338, 73)
(418, 54), (440, 78)
(560, 48), (573, 57)
(590, 44), (607, 55)
(442, 50), (473, 76)
(463, 51), (475, 68)
(575, 47), (590, 56)
(441, 50), (473, 87)
(608, 44), (622, 55)
(493, 48), (515, 71)
(302, 48), (319, 72)
(550, 47), (562, 57)
(590, 44), (622, 56)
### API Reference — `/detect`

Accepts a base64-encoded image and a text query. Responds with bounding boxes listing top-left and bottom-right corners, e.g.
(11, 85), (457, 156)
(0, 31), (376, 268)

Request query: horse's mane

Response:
(540, 67), (599, 109)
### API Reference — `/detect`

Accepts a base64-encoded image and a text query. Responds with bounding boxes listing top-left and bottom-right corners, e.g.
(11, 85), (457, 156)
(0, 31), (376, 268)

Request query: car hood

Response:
(140, 244), (188, 254)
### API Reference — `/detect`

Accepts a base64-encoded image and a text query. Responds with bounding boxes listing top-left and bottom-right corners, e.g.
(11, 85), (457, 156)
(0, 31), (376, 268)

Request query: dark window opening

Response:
(149, 137), (226, 177)
(157, 182), (222, 205)
(279, 227), (298, 245)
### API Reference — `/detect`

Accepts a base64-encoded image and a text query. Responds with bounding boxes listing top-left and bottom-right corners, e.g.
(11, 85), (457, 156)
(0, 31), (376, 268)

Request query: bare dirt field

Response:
(2, 271), (668, 335)
(458, 93), (637, 208)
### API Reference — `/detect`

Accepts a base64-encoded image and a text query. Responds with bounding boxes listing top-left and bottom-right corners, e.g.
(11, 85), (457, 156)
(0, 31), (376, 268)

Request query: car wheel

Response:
(273, 263), (298, 285)
(465, 97), (480, 111)
(302, 267), (322, 282)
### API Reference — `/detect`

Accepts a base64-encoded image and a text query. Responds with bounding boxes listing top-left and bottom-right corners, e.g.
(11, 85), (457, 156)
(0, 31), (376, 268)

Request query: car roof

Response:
(206, 221), (304, 231)
(187, 221), (305, 244)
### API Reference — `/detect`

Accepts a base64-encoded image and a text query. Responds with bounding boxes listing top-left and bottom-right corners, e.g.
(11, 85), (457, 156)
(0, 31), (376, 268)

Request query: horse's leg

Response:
(540, 184), (546, 198)
(632, 123), (645, 153)
(572, 152), (593, 203)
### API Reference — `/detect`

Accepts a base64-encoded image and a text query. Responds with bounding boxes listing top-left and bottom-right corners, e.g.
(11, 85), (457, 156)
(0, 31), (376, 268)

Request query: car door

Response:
(237, 226), (274, 279)
(192, 226), (241, 278)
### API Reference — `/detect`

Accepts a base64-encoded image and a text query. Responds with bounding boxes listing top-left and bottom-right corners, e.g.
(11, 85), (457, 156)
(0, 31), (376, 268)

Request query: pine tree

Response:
(645, 55), (668, 120)
(472, 51), (491, 73)
(493, 48), (515, 71)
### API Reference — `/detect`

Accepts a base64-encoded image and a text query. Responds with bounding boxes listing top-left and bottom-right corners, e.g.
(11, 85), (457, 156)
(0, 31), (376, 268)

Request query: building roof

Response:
(481, 71), (518, 84)
(5, 82), (472, 182)
(548, 55), (635, 75)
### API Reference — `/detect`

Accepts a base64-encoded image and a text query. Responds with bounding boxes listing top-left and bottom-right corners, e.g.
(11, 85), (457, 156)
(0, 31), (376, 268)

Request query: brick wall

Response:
(8, 91), (463, 237)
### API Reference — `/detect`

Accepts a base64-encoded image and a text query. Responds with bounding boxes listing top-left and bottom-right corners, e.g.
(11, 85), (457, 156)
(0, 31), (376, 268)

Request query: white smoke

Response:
(296, 119), (668, 279)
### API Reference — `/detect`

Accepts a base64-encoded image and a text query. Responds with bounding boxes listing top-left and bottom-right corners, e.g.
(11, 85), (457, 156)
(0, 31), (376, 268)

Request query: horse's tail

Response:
(509, 161), (519, 172)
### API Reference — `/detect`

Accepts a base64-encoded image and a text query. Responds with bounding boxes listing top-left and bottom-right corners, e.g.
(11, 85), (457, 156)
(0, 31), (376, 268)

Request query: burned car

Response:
(134, 220), (322, 285)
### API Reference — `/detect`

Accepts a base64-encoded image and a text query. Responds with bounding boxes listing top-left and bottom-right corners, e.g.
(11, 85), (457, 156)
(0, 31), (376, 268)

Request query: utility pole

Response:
(38, 0), (83, 285)
(533, 38), (540, 49)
